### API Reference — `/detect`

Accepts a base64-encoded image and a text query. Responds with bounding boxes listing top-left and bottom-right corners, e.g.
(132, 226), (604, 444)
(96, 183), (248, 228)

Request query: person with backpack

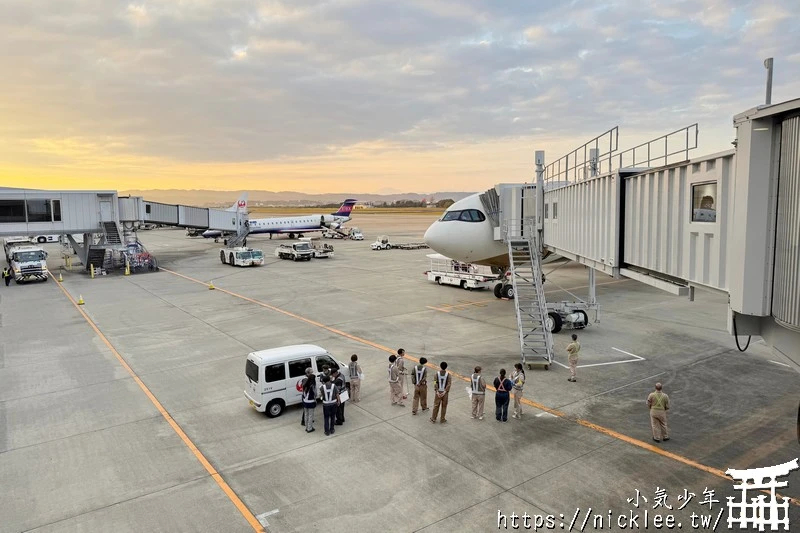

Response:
(302, 373), (317, 433)
(493, 369), (513, 422)
(511, 363), (526, 419)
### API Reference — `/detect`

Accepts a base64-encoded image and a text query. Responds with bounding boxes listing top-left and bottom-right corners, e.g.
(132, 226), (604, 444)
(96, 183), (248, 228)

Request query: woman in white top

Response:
(511, 363), (526, 419)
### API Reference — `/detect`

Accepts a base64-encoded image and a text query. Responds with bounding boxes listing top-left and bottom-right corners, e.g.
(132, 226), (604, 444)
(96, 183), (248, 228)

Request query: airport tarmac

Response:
(2, 214), (799, 533)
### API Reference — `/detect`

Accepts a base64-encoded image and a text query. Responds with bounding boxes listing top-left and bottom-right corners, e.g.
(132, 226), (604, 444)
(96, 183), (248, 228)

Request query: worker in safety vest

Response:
(396, 348), (408, 399)
(430, 362), (451, 423)
(388, 355), (404, 406)
(300, 367), (314, 427)
(332, 368), (346, 425)
(348, 354), (362, 403)
(302, 374), (317, 433)
(2, 267), (11, 287)
(411, 357), (429, 414)
(647, 382), (670, 442)
(320, 375), (340, 436)
(470, 366), (486, 420)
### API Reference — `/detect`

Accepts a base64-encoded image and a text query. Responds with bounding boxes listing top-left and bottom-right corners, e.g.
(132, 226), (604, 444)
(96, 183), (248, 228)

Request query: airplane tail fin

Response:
(226, 193), (248, 212)
(332, 199), (357, 217)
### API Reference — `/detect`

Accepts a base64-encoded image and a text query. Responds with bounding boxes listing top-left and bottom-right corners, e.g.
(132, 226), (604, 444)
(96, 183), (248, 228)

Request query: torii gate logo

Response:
(726, 458), (798, 530)
(237, 200), (246, 208)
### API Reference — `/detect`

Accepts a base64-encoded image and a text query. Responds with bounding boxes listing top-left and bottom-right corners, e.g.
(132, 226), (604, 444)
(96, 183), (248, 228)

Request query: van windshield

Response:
(245, 359), (259, 382)
(295, 243), (310, 251)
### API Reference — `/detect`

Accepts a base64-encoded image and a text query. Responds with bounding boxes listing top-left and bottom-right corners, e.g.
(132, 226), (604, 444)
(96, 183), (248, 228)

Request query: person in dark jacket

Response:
(493, 369), (513, 422)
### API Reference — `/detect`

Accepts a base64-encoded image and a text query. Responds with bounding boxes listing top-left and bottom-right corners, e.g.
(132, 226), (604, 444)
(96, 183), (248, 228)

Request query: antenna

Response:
(764, 57), (774, 105)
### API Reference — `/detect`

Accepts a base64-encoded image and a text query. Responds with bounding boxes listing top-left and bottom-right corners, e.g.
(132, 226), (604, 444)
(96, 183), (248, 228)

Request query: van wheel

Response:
(265, 399), (285, 418)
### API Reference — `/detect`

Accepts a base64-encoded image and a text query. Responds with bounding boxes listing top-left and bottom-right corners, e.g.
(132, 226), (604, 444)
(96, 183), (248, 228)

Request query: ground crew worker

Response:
(470, 366), (486, 420)
(320, 375), (340, 436)
(493, 369), (513, 422)
(300, 367), (314, 427)
(302, 373), (317, 433)
(430, 362), (451, 423)
(511, 363), (525, 419)
(388, 355), (404, 406)
(2, 267), (11, 287)
(348, 354), (362, 403)
(397, 348), (408, 399)
(332, 368), (346, 425)
(566, 334), (580, 382)
(412, 357), (429, 414)
(647, 382), (670, 442)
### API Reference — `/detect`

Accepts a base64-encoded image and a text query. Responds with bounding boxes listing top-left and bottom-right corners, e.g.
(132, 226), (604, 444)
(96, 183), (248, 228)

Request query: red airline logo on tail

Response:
(238, 200), (246, 208)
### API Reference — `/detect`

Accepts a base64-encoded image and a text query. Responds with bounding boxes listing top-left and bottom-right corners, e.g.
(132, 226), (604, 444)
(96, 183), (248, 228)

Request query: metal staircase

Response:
(506, 226), (554, 367)
(102, 222), (122, 245)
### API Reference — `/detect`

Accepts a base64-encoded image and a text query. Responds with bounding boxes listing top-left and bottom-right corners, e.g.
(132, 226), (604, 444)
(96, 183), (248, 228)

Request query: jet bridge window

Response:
(26, 199), (52, 222)
(691, 182), (717, 222)
(0, 200), (26, 222)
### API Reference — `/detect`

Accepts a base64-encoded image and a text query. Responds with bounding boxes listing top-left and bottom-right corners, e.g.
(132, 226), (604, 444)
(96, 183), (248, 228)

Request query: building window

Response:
(544, 203), (549, 219)
(692, 182), (717, 222)
(26, 199), (52, 222)
(0, 200), (26, 222)
(553, 202), (558, 219)
(52, 199), (62, 222)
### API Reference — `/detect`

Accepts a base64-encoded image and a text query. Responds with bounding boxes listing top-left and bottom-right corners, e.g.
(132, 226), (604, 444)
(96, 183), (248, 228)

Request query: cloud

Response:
(0, 0), (799, 193)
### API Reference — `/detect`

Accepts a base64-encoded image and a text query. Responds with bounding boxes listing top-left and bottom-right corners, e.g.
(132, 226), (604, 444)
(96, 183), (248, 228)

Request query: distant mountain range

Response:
(118, 189), (477, 207)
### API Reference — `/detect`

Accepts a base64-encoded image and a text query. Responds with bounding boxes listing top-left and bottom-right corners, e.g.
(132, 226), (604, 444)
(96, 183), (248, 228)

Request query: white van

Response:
(244, 344), (351, 417)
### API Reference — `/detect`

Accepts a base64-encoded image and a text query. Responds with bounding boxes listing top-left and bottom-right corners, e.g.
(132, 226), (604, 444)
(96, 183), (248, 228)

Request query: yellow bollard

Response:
(208, 281), (215, 290)
(58, 271), (63, 282)
(90, 264), (95, 279)
(77, 294), (85, 305)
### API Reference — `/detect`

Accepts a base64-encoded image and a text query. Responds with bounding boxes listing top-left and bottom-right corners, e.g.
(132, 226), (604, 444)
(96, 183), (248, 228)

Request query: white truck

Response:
(220, 247), (265, 267)
(4, 238), (49, 283)
(424, 253), (503, 291)
(299, 237), (334, 258)
(275, 241), (314, 261)
(371, 235), (393, 250)
(349, 227), (364, 240)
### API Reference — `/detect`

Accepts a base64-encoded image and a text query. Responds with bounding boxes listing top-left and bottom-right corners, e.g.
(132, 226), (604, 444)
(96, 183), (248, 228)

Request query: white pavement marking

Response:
(536, 412), (558, 418)
(551, 347), (645, 369)
(770, 360), (791, 368)
(256, 509), (279, 527)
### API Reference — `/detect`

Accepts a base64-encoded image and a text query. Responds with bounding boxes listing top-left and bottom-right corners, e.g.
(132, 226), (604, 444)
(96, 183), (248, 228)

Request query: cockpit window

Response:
(443, 209), (485, 222)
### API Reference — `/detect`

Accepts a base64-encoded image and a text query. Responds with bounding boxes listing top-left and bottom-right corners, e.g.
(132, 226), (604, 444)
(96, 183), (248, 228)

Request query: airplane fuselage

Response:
(203, 214), (350, 238)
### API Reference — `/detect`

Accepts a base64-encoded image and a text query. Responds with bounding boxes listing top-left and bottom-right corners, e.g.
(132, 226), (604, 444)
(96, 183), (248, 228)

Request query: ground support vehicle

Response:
(312, 243), (334, 258)
(371, 236), (393, 250)
(424, 253), (502, 291)
(349, 228), (364, 240)
(275, 242), (313, 261)
(220, 247), (265, 267)
(4, 240), (49, 283)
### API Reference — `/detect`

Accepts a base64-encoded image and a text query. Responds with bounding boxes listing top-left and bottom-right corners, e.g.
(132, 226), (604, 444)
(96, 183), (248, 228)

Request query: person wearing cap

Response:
(388, 354), (404, 406)
(332, 368), (346, 425)
(470, 366), (486, 420)
(320, 375), (340, 436)
(412, 357), (429, 414)
(396, 348), (408, 400)
(430, 362), (451, 423)
(348, 354), (362, 403)
(647, 382), (670, 442)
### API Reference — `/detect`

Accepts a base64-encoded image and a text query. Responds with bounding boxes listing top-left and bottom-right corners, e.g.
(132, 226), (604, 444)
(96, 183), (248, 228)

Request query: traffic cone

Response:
(58, 272), (63, 282)
(77, 294), (85, 305)
(208, 281), (215, 290)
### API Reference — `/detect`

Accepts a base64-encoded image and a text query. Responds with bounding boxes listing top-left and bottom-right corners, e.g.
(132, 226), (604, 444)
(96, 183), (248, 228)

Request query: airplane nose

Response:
(423, 222), (446, 254)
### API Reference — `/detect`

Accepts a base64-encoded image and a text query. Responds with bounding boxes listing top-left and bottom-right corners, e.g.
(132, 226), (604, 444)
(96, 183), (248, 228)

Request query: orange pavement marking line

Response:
(51, 275), (266, 533)
(161, 268), (799, 506)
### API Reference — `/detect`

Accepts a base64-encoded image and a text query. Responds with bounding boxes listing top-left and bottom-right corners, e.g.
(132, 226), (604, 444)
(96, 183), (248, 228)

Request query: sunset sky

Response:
(1, 0), (798, 194)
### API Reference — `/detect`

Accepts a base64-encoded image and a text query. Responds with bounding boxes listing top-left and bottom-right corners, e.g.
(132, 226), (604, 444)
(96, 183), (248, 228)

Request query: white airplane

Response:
(202, 198), (356, 240)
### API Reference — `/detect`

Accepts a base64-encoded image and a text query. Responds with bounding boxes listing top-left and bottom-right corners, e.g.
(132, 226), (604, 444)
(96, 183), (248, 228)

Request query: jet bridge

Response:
(488, 96), (800, 367)
(0, 189), (248, 272)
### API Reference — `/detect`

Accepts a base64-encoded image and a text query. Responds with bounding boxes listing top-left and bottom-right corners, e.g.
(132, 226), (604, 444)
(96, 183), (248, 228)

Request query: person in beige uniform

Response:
(511, 363), (525, 419)
(396, 348), (408, 399)
(647, 382), (670, 442)
(412, 357), (429, 414)
(470, 366), (486, 420)
(348, 354), (362, 403)
(566, 334), (580, 382)
(431, 361), (451, 423)
(388, 354), (405, 406)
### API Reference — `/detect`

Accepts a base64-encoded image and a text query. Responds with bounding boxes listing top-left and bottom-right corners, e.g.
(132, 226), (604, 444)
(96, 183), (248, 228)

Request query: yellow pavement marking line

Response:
(161, 268), (799, 506)
(51, 276), (266, 533)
